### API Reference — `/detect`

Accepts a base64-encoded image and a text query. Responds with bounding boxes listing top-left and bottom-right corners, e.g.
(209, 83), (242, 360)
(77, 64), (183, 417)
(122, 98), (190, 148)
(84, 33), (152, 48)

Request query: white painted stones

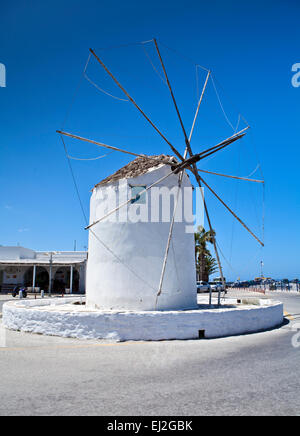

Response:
(2, 297), (284, 341)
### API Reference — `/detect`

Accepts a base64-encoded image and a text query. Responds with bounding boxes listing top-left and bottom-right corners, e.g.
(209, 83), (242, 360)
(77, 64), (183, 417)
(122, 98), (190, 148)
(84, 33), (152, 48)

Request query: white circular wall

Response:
(86, 165), (197, 311)
(2, 298), (284, 341)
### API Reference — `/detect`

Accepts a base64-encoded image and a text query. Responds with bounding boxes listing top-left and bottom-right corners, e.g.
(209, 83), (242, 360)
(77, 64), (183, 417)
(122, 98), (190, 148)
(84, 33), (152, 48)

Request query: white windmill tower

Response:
(57, 39), (264, 310)
(85, 154), (197, 311)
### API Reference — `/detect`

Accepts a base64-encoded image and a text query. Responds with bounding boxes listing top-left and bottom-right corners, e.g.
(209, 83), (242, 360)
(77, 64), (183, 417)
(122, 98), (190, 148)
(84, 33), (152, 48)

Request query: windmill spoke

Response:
(187, 170), (227, 302)
(156, 139), (198, 302)
(198, 174), (264, 247)
(193, 176), (226, 305)
(154, 39), (193, 156)
(155, 179), (183, 307)
(57, 130), (151, 159)
(187, 73), (227, 304)
(89, 48), (185, 163)
(154, 38), (226, 303)
(199, 128), (249, 160)
(188, 77), (228, 304)
(57, 130), (185, 166)
(198, 169), (264, 183)
(154, 38), (202, 301)
(189, 71), (211, 143)
(170, 133), (247, 173)
(200, 134), (246, 160)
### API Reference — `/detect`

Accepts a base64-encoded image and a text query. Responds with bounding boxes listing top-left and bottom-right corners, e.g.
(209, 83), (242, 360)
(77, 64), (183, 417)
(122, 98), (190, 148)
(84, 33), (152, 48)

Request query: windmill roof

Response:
(94, 154), (178, 188)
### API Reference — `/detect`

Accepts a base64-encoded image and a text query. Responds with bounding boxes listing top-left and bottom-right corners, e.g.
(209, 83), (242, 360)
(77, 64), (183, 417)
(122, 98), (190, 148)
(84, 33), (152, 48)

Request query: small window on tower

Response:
(130, 185), (146, 204)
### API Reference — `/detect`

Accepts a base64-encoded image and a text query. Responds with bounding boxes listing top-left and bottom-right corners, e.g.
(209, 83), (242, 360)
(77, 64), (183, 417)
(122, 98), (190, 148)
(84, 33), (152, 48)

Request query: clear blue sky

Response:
(0, 0), (299, 281)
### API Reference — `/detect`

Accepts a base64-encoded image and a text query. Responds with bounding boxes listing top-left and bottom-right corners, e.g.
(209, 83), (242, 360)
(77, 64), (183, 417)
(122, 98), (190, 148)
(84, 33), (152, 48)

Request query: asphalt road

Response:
(0, 292), (299, 416)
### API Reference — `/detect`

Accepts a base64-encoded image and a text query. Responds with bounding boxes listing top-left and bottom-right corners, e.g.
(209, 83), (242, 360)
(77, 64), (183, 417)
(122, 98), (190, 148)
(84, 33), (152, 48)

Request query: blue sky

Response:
(0, 0), (299, 280)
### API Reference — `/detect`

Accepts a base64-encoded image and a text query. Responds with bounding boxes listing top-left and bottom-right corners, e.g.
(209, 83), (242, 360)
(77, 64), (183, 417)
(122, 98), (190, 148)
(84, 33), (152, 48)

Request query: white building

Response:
(0, 246), (87, 294)
(86, 155), (197, 311)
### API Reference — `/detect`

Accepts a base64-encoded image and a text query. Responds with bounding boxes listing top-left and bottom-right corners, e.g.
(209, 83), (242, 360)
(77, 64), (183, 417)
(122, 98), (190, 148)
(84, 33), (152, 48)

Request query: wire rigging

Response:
(61, 53), (91, 130)
(209, 72), (251, 129)
(141, 43), (167, 85)
(197, 76), (264, 253)
(247, 164), (261, 178)
(211, 74), (236, 132)
(60, 134), (158, 292)
(159, 40), (209, 72)
(235, 114), (241, 134)
(216, 240), (237, 274)
(60, 135), (89, 225)
(84, 72), (129, 101)
(91, 40), (154, 52)
(195, 65), (200, 102)
(67, 151), (115, 161)
(89, 228), (158, 292)
(84, 38), (165, 102)
(229, 138), (242, 263)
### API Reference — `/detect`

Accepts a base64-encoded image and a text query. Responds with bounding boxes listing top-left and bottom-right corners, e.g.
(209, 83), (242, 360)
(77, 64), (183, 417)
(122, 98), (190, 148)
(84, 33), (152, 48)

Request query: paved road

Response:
(266, 292), (300, 318)
(0, 292), (299, 416)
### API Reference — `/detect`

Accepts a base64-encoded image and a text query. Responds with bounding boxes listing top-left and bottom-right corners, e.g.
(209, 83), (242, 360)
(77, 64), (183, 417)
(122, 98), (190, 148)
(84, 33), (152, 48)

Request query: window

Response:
(130, 185), (146, 204)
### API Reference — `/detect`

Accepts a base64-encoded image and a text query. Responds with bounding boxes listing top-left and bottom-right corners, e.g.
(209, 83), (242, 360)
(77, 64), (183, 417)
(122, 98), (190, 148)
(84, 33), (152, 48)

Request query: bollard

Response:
(19, 290), (23, 299)
(41, 290), (45, 299)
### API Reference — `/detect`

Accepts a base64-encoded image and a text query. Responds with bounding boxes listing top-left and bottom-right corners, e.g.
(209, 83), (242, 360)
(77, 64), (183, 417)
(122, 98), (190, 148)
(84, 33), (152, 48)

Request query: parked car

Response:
(210, 282), (227, 294)
(209, 282), (224, 292)
(197, 281), (210, 293)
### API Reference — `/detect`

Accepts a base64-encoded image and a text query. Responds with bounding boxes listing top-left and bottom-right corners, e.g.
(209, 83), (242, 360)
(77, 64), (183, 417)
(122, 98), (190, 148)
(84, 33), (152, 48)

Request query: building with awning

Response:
(0, 246), (87, 294)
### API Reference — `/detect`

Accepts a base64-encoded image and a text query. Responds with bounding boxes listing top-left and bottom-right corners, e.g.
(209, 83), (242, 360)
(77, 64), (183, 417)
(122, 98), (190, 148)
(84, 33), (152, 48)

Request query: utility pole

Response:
(260, 261), (264, 279)
(260, 260), (265, 292)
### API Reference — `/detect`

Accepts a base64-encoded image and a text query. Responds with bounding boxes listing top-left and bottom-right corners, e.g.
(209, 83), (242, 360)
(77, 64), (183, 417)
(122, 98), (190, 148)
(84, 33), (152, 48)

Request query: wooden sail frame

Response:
(57, 39), (265, 308)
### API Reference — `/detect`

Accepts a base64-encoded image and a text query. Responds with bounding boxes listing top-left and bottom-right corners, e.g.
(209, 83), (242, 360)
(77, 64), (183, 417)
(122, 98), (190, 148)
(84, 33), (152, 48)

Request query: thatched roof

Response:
(94, 154), (178, 188)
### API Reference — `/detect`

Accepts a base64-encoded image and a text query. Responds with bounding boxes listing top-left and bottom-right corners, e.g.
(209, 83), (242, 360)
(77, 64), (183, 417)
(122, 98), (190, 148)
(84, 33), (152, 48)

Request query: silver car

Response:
(209, 282), (225, 292)
(197, 281), (210, 293)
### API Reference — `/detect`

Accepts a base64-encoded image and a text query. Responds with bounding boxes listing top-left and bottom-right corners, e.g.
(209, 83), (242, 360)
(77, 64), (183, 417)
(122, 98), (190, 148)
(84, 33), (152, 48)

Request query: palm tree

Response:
(204, 253), (218, 279)
(194, 226), (217, 282)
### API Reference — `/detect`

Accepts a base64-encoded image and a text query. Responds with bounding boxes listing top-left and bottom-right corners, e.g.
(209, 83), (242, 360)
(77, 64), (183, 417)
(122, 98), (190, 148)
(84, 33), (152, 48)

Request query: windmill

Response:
(57, 39), (264, 308)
